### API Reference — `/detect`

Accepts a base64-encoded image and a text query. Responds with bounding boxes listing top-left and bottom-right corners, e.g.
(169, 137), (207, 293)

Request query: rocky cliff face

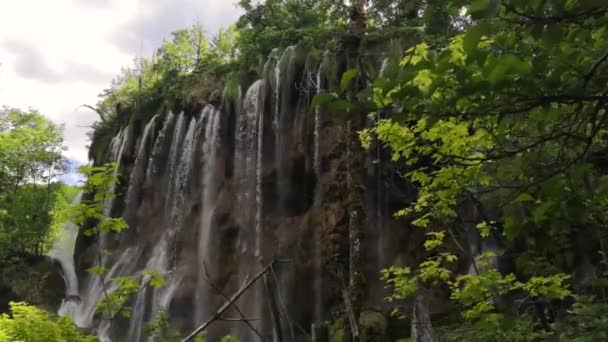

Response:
(64, 46), (430, 341)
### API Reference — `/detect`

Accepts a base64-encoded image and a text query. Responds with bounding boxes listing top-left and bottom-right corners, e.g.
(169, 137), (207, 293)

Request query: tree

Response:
(235, 0), (349, 66)
(354, 0), (608, 339)
(0, 107), (68, 259)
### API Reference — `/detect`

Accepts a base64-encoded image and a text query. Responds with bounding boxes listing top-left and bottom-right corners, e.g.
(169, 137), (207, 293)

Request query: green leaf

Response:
(311, 92), (338, 108)
(468, 0), (499, 19)
(463, 23), (488, 55)
(476, 221), (492, 238)
(340, 69), (357, 92)
(328, 100), (353, 114)
(542, 24), (563, 47)
(88, 266), (108, 276)
(515, 193), (535, 202)
(150, 276), (166, 289)
(486, 54), (530, 85)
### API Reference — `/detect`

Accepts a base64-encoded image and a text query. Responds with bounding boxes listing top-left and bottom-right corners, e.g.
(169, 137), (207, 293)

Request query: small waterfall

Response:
(105, 127), (129, 216)
(65, 127), (130, 332)
(468, 238), (499, 275)
(252, 80), (267, 339)
(171, 115), (198, 223)
(312, 51), (332, 322)
(50, 192), (83, 318)
(125, 115), (158, 221)
(126, 240), (174, 342)
(273, 46), (298, 209)
(127, 114), (198, 342)
(163, 113), (187, 219)
(235, 83), (262, 219)
(411, 295), (435, 342)
(195, 105), (222, 325)
(379, 57), (390, 77)
(147, 113), (176, 181)
(73, 246), (143, 332)
(94, 246), (145, 341)
(251, 80), (267, 259)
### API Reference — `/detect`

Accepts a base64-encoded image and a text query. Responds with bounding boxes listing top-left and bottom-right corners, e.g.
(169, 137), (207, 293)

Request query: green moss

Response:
(359, 311), (388, 341)
(329, 317), (346, 342)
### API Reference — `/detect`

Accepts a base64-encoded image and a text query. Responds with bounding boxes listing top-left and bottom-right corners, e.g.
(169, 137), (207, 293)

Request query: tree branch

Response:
(201, 262), (266, 341)
(182, 260), (276, 342)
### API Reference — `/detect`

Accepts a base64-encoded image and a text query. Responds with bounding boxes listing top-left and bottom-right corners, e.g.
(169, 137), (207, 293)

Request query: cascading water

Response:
(67, 44), (406, 342)
(164, 113), (187, 218)
(250, 79), (267, 339)
(50, 192), (83, 318)
(127, 113), (198, 342)
(61, 127), (131, 335)
(311, 51), (333, 322)
(124, 115), (158, 221)
(273, 46), (298, 210)
(195, 105), (221, 326)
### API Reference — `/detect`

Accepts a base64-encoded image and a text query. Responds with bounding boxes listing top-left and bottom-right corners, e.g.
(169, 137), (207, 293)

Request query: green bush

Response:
(0, 302), (96, 342)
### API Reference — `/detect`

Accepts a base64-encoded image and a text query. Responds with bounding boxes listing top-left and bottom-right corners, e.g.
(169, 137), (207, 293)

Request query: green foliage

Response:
(89, 22), (240, 164)
(0, 302), (96, 342)
(337, 0), (608, 339)
(0, 107), (71, 261)
(96, 276), (140, 319)
(144, 309), (182, 342)
(235, 0), (348, 67)
(64, 164), (167, 324)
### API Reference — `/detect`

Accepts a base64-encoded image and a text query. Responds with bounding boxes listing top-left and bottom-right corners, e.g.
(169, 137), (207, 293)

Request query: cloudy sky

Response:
(0, 0), (242, 181)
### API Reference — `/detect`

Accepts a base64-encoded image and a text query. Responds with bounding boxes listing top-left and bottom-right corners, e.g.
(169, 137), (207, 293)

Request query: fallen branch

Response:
(182, 260), (276, 342)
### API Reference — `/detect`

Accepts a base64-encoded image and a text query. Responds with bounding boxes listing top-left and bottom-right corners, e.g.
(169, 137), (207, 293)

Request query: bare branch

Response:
(201, 262), (266, 341)
(182, 260), (276, 342)
(76, 104), (109, 123)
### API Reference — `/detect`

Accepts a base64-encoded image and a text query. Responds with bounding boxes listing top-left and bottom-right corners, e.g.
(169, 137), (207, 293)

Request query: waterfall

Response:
(95, 246), (145, 341)
(66, 43), (406, 342)
(163, 113), (187, 220)
(379, 57), (390, 77)
(468, 238), (499, 275)
(147, 113), (176, 181)
(105, 127), (129, 216)
(127, 114), (198, 342)
(73, 246), (143, 333)
(312, 51), (332, 322)
(273, 46), (298, 209)
(125, 115), (158, 221)
(251, 80), (266, 260)
(252, 79), (267, 339)
(194, 105), (222, 326)
(126, 240), (174, 342)
(62, 127), (130, 333)
(50, 192), (83, 318)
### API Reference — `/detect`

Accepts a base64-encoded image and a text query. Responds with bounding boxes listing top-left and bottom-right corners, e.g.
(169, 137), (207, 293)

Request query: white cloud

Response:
(0, 0), (241, 167)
